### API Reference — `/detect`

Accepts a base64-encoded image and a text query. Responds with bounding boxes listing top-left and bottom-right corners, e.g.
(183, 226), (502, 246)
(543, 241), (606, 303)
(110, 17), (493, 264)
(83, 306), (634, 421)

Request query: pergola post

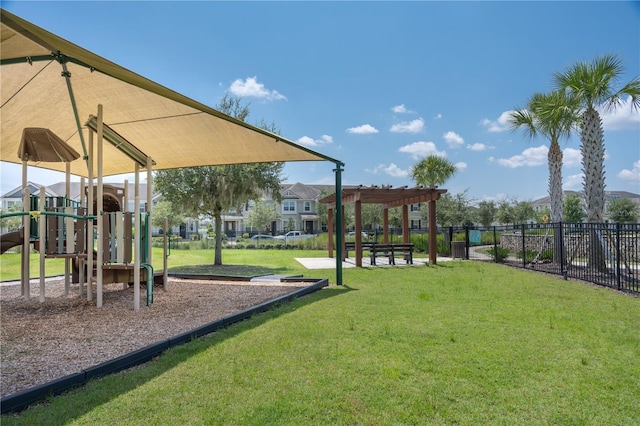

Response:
(327, 207), (334, 258)
(429, 198), (437, 265)
(383, 208), (389, 244)
(355, 199), (362, 267)
(402, 204), (410, 244)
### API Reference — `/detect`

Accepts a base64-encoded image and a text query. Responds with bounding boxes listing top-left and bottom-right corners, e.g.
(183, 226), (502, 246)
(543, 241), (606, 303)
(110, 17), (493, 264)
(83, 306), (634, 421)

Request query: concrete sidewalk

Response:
(295, 257), (453, 270)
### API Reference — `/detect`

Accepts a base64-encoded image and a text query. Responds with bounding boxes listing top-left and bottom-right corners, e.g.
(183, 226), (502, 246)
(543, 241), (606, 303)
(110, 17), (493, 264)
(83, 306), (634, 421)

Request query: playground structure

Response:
(1, 114), (167, 311)
(1, 9), (344, 288)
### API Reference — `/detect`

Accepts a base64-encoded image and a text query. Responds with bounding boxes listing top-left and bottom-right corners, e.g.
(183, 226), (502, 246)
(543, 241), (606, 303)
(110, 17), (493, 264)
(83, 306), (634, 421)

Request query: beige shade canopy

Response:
(0, 9), (341, 178)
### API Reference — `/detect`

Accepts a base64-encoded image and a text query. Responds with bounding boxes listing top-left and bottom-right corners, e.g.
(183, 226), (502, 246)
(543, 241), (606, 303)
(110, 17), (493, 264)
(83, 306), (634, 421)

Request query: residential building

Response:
(531, 190), (640, 221)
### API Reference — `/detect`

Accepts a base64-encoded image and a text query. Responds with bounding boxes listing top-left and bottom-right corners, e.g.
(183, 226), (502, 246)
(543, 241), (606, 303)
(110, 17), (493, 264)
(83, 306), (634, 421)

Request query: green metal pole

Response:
(334, 163), (344, 286)
(60, 58), (89, 165)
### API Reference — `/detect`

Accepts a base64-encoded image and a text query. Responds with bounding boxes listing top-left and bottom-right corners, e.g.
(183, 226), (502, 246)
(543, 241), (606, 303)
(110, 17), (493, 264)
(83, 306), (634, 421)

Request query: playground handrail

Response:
(0, 211), (97, 220)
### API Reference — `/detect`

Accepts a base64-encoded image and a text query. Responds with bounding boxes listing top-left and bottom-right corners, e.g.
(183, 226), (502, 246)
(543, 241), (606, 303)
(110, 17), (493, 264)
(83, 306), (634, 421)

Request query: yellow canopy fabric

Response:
(0, 9), (340, 178)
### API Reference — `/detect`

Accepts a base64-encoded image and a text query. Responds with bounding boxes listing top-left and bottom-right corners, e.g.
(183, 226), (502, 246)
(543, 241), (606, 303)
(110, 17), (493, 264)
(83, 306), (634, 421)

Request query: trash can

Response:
(451, 241), (466, 259)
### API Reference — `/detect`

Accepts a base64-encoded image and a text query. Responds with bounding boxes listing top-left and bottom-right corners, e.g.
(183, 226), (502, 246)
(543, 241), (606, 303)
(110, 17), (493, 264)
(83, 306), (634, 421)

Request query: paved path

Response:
(295, 256), (454, 270)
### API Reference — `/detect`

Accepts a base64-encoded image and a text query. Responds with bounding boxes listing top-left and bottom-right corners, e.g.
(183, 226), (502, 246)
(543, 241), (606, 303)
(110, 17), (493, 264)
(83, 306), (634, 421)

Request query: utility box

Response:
(451, 241), (466, 259)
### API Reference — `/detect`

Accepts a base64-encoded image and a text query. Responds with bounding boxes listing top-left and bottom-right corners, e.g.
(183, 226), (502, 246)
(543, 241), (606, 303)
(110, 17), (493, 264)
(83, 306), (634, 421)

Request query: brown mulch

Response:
(0, 277), (310, 397)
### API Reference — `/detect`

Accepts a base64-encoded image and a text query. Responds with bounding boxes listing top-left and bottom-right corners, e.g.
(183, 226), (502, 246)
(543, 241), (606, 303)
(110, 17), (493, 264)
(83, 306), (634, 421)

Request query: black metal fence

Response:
(445, 222), (639, 295)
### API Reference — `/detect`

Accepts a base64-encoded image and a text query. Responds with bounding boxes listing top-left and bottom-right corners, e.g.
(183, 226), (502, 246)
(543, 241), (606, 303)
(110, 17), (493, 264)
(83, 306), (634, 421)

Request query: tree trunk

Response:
(581, 106), (607, 271)
(214, 211), (223, 265)
(581, 106), (606, 222)
(548, 138), (564, 264)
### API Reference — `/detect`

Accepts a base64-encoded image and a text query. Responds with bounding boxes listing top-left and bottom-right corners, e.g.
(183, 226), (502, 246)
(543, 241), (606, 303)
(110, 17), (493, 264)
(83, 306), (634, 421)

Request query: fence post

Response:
(493, 226), (498, 263)
(521, 223), (526, 268)
(464, 226), (470, 260)
(559, 222), (567, 280)
(616, 222), (621, 290)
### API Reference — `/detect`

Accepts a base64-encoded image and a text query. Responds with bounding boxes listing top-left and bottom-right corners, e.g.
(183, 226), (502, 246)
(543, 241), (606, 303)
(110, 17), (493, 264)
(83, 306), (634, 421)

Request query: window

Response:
(411, 219), (422, 229)
(304, 201), (312, 212)
(283, 201), (296, 212)
(411, 203), (421, 212)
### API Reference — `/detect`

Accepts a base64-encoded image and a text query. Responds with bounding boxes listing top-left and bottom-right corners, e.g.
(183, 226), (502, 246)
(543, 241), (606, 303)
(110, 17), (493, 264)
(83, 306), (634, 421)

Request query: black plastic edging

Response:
(84, 340), (171, 382)
(1, 278), (328, 415)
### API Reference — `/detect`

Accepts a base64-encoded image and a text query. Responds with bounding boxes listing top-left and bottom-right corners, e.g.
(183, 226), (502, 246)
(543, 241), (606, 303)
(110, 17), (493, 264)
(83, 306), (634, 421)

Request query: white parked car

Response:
(274, 231), (315, 243)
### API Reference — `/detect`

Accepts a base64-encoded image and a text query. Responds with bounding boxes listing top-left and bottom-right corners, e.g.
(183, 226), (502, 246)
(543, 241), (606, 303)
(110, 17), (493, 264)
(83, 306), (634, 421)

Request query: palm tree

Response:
(410, 155), (456, 188)
(411, 155), (456, 258)
(508, 90), (580, 224)
(554, 54), (640, 271)
(554, 54), (640, 222)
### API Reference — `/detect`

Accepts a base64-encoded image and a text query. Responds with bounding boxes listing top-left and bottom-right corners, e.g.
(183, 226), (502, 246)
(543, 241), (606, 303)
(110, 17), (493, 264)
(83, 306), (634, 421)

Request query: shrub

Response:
(487, 246), (510, 262)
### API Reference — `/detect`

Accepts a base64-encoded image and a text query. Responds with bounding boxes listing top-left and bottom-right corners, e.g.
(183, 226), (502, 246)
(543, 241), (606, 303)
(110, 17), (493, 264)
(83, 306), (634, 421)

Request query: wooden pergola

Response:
(319, 186), (447, 266)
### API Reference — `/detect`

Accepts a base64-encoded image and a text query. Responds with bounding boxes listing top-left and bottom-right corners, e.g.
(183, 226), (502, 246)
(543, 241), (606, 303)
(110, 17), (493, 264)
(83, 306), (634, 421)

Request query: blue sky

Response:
(1, 1), (639, 204)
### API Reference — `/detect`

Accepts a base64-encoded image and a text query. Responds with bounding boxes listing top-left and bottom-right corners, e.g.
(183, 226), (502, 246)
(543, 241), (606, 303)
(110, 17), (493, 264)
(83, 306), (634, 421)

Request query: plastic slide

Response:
(0, 229), (24, 255)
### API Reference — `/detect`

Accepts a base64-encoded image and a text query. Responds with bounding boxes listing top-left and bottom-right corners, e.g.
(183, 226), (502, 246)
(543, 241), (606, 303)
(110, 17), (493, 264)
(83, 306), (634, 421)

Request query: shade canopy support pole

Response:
(134, 163), (141, 312)
(96, 104), (104, 308)
(334, 163), (344, 286)
(21, 162), (29, 299)
(59, 59), (89, 165)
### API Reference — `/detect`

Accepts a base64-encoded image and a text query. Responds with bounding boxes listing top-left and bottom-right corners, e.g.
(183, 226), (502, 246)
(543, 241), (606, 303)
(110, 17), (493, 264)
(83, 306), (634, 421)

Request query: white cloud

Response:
(398, 141), (446, 160)
(454, 162), (467, 171)
(392, 104), (414, 114)
(346, 124), (379, 134)
(434, 113), (442, 120)
(366, 163), (409, 178)
(480, 110), (514, 133)
(467, 143), (489, 151)
(443, 131), (464, 148)
(599, 96), (640, 130)
(618, 160), (640, 184)
(229, 76), (286, 100)
(390, 118), (424, 133)
(495, 145), (548, 168)
(297, 135), (333, 147)
(562, 147), (581, 167)
(563, 173), (583, 190)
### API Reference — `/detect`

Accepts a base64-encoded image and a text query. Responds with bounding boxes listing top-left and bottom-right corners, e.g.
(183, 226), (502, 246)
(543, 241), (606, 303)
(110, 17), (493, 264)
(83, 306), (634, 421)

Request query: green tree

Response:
(430, 191), (473, 227)
(495, 200), (516, 225)
(246, 201), (279, 239)
(563, 194), (585, 223)
(410, 155), (456, 188)
(476, 201), (497, 227)
(0, 205), (22, 232)
(361, 203), (383, 230)
(509, 90), (579, 223)
(316, 188), (332, 231)
(607, 198), (639, 223)
(513, 201), (536, 224)
(154, 93), (283, 265)
(554, 54), (640, 222)
(285, 217), (295, 232)
(536, 206), (552, 224)
(151, 200), (185, 234)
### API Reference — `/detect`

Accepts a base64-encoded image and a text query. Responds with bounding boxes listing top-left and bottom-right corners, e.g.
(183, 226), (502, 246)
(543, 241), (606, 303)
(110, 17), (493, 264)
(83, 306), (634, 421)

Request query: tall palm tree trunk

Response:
(580, 106), (607, 271)
(581, 106), (606, 222)
(547, 138), (564, 264)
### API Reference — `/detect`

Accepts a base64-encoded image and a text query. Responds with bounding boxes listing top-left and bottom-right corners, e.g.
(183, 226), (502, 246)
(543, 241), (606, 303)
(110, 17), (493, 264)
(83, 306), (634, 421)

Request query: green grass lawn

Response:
(1, 251), (639, 425)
